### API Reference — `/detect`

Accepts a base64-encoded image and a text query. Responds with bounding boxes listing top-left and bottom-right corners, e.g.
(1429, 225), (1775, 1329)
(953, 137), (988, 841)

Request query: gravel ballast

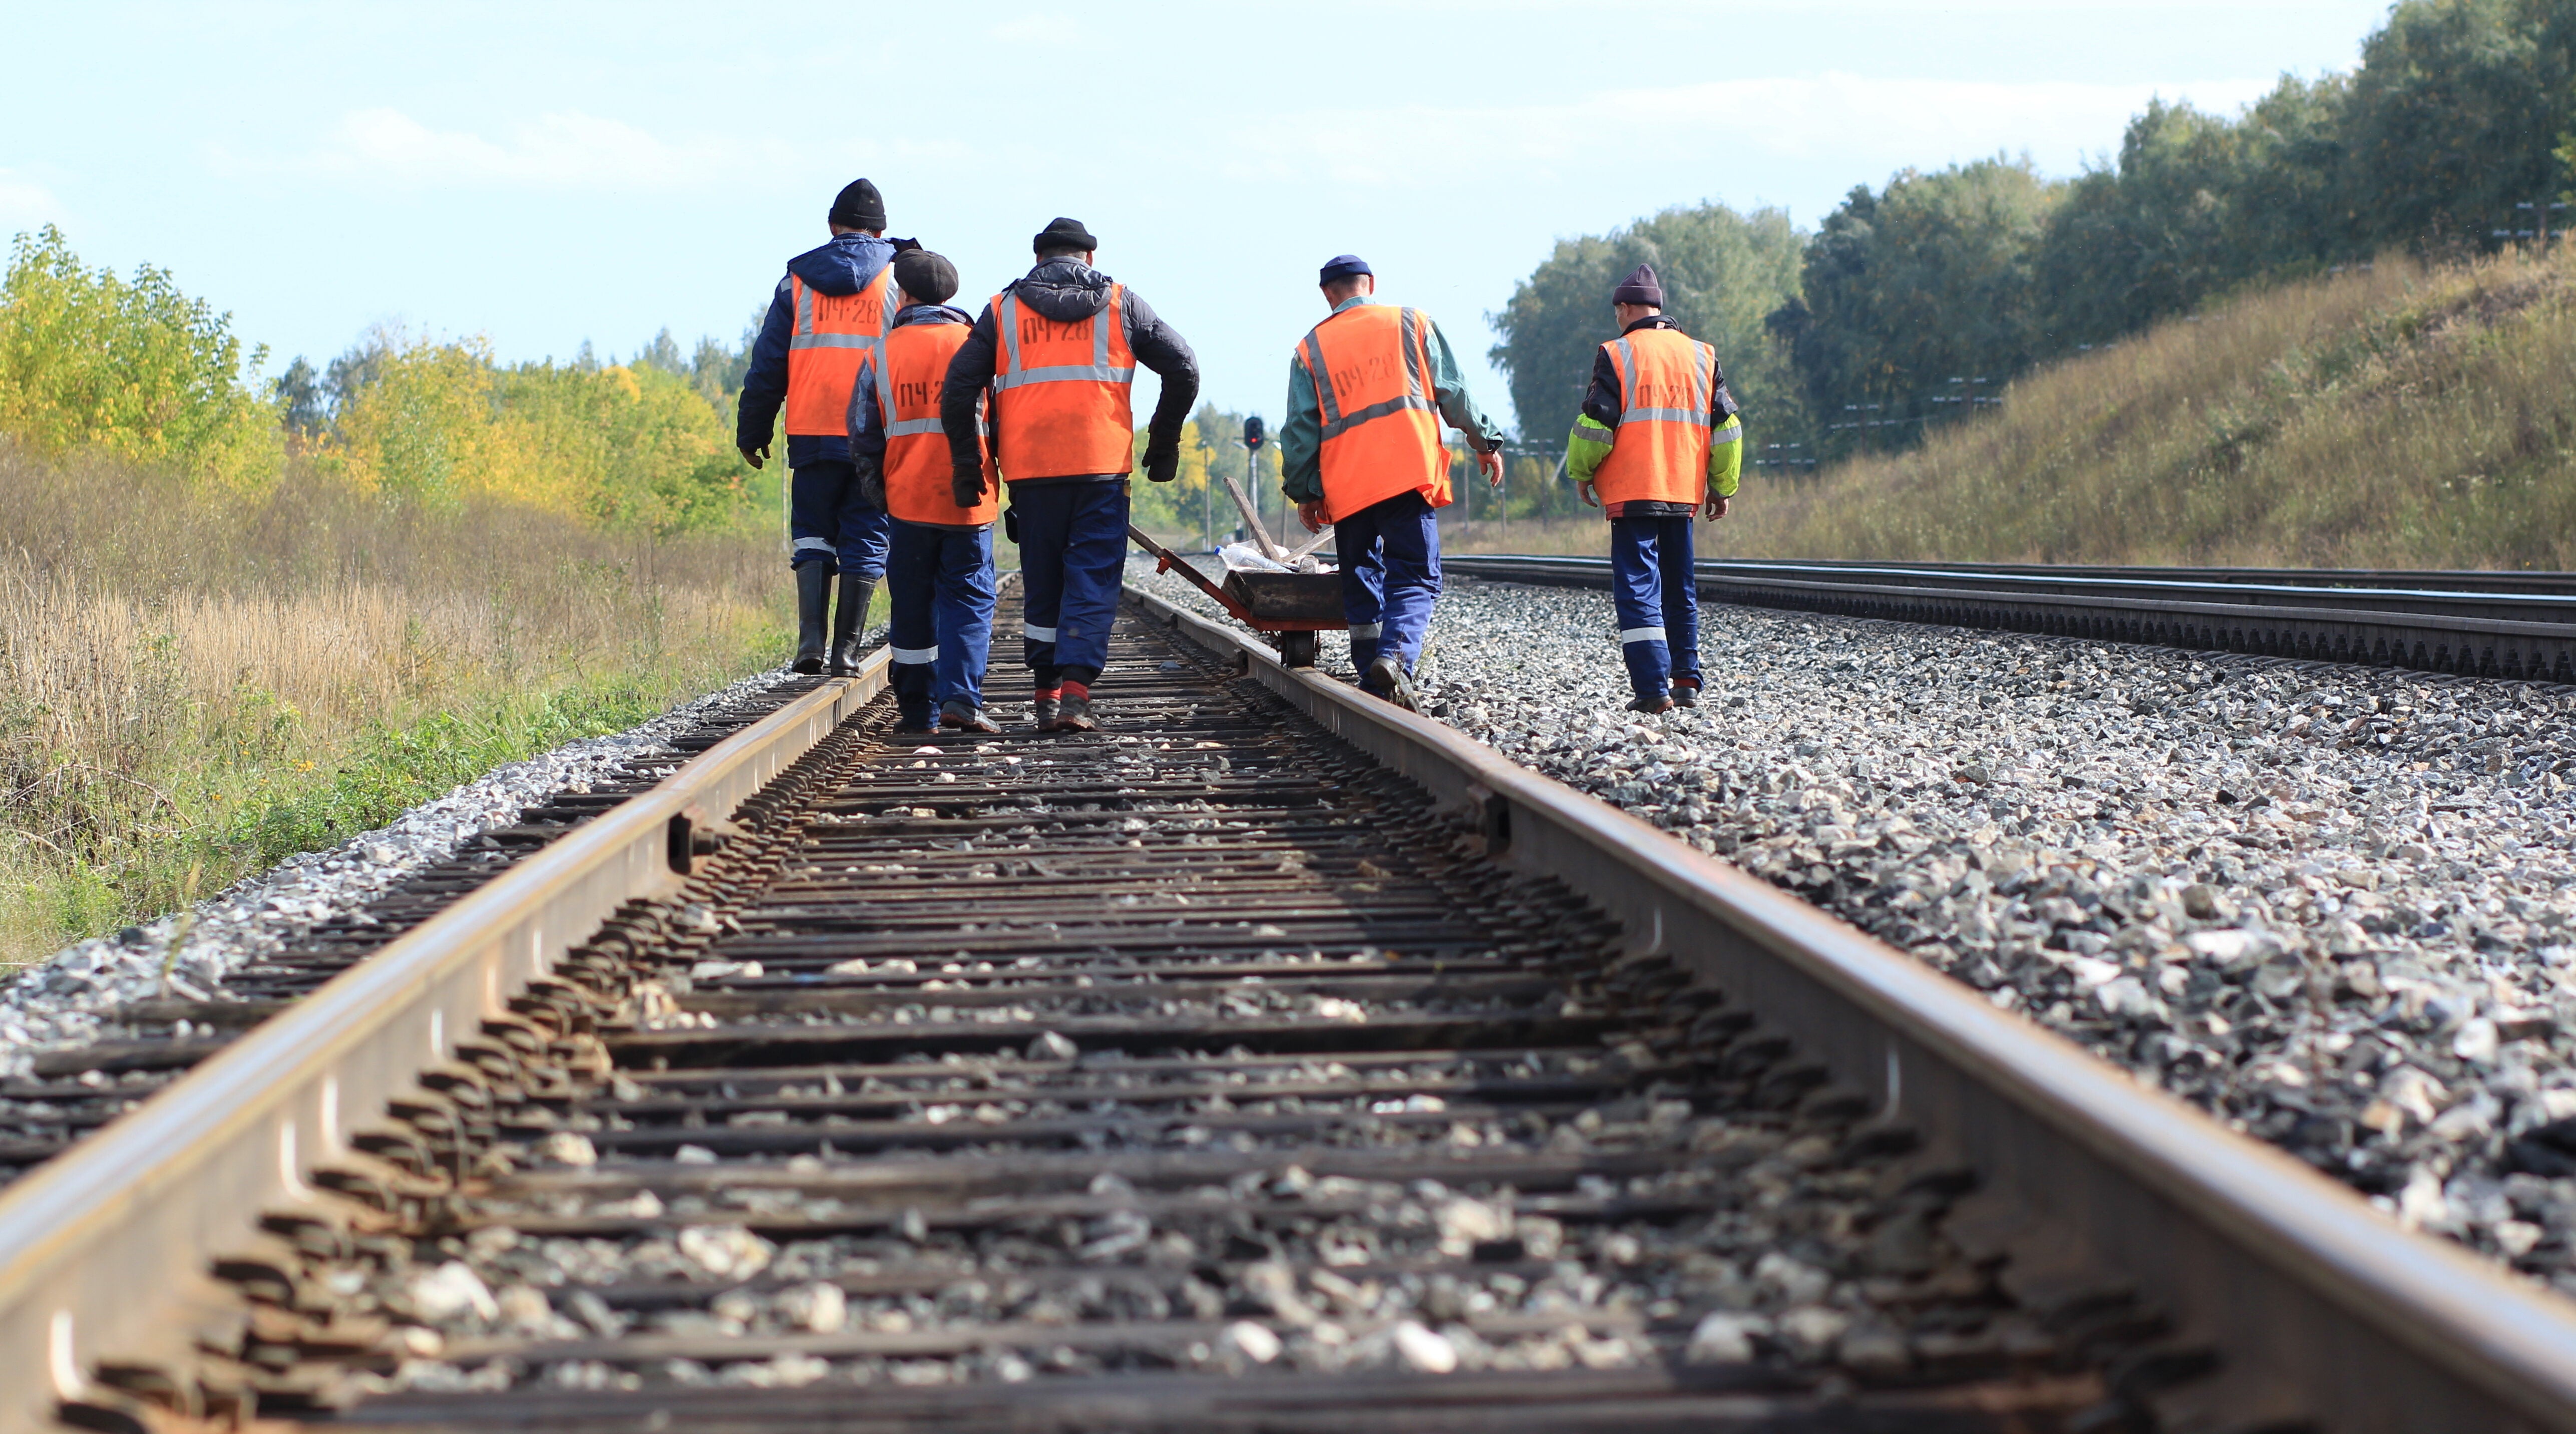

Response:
(1126, 557), (2576, 1291)
(0, 670), (797, 1083)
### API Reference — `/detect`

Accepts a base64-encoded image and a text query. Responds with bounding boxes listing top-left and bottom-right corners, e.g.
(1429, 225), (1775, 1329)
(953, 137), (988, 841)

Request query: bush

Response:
(0, 226), (282, 486)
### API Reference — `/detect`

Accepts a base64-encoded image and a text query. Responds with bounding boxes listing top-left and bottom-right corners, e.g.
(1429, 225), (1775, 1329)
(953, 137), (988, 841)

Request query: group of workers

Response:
(735, 179), (1742, 732)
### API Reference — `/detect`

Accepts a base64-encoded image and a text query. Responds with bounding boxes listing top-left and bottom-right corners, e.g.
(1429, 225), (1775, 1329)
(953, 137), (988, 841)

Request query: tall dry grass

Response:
(1697, 245), (2576, 567)
(0, 446), (784, 965)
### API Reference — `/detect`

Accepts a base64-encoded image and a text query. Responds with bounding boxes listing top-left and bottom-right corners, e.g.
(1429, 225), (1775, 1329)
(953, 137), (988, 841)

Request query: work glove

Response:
(952, 467), (988, 511)
(855, 465), (887, 512)
(739, 442), (768, 471)
(1143, 445), (1179, 484)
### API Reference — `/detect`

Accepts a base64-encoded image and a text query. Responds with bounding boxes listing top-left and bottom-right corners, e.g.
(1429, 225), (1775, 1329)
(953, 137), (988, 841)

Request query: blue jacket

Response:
(736, 231), (897, 468)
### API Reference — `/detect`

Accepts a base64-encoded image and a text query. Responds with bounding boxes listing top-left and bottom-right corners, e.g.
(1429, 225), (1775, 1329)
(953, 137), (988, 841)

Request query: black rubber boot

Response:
(829, 576), (875, 675)
(1360, 656), (1421, 713)
(792, 563), (831, 674)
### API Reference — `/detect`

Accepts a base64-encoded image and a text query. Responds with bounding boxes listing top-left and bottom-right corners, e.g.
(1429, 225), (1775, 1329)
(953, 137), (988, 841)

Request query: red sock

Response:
(1060, 679), (1090, 701)
(1034, 685), (1061, 700)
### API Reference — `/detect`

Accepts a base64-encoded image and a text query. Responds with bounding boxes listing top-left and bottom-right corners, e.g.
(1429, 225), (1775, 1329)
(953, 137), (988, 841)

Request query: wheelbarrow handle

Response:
(1127, 525), (1251, 621)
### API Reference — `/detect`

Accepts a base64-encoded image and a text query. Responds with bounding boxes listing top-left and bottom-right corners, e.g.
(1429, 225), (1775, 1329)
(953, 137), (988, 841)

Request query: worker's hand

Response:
(1578, 479), (1600, 509)
(951, 467), (987, 511)
(1143, 445), (1179, 484)
(856, 467), (887, 511)
(1705, 494), (1731, 521)
(1297, 498), (1331, 534)
(739, 443), (769, 471)
(1477, 446), (1505, 488)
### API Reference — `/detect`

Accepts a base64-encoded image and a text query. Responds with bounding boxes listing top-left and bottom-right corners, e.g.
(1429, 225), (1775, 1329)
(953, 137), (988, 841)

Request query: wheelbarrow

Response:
(1128, 524), (1341, 667)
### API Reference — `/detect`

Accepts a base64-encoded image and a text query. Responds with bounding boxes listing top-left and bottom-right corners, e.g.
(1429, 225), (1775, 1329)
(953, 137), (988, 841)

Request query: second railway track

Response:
(5, 588), (2576, 1432)
(1439, 554), (2576, 683)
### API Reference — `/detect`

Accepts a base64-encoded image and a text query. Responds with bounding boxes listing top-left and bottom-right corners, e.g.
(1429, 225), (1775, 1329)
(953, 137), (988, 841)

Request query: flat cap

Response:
(1319, 253), (1373, 284)
(893, 248), (959, 305)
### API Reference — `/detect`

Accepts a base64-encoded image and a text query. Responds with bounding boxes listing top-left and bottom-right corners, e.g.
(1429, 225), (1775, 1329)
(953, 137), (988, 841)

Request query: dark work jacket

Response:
(737, 231), (898, 468)
(1582, 313), (1739, 519)
(940, 258), (1200, 487)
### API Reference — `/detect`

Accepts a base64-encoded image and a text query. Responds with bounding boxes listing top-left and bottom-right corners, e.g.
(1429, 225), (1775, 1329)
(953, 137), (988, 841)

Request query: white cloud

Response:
(0, 170), (63, 231)
(281, 109), (747, 192)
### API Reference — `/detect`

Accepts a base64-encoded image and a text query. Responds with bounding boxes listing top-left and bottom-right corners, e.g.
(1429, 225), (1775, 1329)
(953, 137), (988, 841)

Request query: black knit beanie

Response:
(893, 248), (960, 306)
(1033, 216), (1098, 255)
(1613, 263), (1664, 306)
(829, 178), (886, 230)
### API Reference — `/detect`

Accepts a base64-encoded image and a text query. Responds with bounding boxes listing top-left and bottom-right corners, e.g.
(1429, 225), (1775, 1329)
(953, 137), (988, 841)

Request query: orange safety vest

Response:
(986, 283), (1136, 480)
(872, 319), (997, 527)
(1592, 327), (1717, 507)
(1299, 303), (1450, 522)
(784, 266), (901, 437)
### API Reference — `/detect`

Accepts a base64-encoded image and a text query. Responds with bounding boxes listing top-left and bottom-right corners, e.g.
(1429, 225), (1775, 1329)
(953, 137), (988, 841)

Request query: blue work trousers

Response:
(788, 460), (890, 578)
(887, 520), (996, 721)
(1336, 490), (1441, 673)
(1010, 480), (1128, 686)
(1609, 515), (1700, 700)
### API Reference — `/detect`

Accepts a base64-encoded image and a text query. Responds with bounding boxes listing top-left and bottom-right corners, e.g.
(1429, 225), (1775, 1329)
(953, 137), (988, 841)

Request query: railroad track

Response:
(4, 589), (2576, 1432)
(1438, 554), (2576, 682)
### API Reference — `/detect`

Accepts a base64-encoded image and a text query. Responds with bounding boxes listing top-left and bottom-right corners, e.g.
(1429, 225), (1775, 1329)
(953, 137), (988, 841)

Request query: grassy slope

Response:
(1454, 245), (2576, 568)
(0, 456), (789, 966)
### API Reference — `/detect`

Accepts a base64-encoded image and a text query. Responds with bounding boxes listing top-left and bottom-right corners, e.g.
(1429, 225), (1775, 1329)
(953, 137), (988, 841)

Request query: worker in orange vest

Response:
(941, 218), (1199, 733)
(1281, 255), (1504, 711)
(736, 179), (906, 675)
(1566, 263), (1743, 713)
(849, 249), (1001, 734)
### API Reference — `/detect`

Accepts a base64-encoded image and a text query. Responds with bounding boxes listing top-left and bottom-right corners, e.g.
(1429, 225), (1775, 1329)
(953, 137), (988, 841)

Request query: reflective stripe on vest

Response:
(1593, 328), (1717, 508)
(874, 319), (996, 527)
(1300, 303), (1449, 523)
(784, 267), (900, 436)
(986, 282), (1137, 480)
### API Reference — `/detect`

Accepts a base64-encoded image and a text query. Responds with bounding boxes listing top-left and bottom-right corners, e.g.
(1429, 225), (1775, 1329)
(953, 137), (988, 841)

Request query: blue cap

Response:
(1319, 253), (1373, 284)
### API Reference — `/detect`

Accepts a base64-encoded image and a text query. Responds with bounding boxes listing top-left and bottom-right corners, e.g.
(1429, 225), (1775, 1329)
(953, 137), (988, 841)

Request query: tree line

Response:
(1491, 0), (2576, 464)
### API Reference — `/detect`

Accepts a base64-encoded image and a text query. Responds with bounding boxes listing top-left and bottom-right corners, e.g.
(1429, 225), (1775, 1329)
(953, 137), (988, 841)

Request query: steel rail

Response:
(1130, 584), (2576, 1433)
(1439, 552), (2576, 680)
(1697, 556), (2576, 597)
(0, 652), (893, 1434)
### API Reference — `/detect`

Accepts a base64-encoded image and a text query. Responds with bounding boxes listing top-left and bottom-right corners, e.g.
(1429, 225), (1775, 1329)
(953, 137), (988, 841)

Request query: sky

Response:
(1, 0), (2398, 436)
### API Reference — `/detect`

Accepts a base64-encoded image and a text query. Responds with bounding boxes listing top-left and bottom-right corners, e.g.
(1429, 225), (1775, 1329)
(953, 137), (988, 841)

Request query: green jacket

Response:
(1566, 410), (1743, 506)
(1279, 296), (1504, 504)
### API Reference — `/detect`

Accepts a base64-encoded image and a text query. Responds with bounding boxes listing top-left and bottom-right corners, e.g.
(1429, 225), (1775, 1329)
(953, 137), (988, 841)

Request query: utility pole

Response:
(2493, 199), (2568, 246)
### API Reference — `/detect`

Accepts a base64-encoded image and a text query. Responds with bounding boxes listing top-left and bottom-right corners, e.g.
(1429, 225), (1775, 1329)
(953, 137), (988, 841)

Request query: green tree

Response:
(1772, 159), (2061, 448)
(1489, 202), (1805, 459)
(2340, 0), (2576, 251)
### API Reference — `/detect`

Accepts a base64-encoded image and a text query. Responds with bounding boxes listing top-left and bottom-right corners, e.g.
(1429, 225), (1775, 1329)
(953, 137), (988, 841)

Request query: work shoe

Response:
(893, 708), (937, 734)
(1031, 688), (1062, 733)
(829, 575), (876, 676)
(1670, 677), (1701, 708)
(940, 700), (1002, 735)
(1625, 693), (1676, 714)
(1053, 682), (1099, 732)
(1359, 655), (1421, 713)
(791, 563), (831, 674)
